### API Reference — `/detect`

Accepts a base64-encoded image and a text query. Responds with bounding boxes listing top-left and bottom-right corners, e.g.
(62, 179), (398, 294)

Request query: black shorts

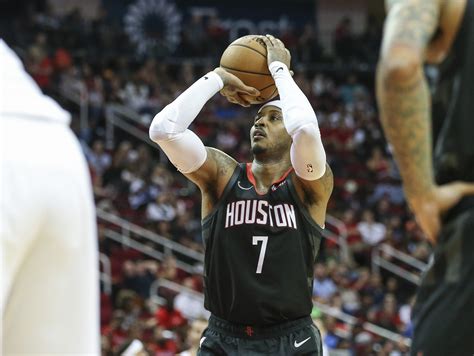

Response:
(411, 200), (474, 356)
(198, 314), (322, 356)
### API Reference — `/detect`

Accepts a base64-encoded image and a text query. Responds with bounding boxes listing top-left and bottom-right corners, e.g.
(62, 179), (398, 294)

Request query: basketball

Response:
(220, 35), (279, 104)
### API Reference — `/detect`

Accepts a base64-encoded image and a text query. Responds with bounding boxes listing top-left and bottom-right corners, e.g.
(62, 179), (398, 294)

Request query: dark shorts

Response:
(198, 314), (322, 356)
(411, 202), (474, 356)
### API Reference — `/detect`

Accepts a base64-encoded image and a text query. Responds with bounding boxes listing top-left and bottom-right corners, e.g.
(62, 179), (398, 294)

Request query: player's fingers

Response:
(229, 75), (260, 97)
(459, 182), (474, 195)
(265, 34), (277, 46)
(274, 37), (285, 48)
(219, 89), (232, 99)
(443, 181), (474, 200)
(267, 35), (285, 49)
(238, 85), (260, 97)
(260, 36), (272, 48)
(235, 93), (251, 107)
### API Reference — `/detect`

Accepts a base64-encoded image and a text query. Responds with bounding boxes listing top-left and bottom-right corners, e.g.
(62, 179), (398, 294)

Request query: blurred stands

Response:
(2, 1), (431, 354)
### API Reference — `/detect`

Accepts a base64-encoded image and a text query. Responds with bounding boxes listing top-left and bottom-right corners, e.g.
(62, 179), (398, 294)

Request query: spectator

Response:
(26, 33), (53, 91)
(178, 318), (208, 356)
(366, 146), (390, 181)
(120, 73), (150, 112)
(86, 139), (111, 177)
(333, 17), (354, 61)
(357, 210), (387, 246)
(154, 296), (186, 330)
(146, 192), (177, 224)
(174, 278), (210, 321)
(368, 293), (402, 332)
(313, 262), (338, 302)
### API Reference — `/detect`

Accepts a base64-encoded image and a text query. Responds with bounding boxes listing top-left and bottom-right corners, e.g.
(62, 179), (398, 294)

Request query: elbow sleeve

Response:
(290, 123), (326, 180)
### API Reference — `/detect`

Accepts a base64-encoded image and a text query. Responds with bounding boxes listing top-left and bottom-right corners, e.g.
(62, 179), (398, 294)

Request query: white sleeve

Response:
(270, 61), (326, 180)
(149, 71), (223, 173)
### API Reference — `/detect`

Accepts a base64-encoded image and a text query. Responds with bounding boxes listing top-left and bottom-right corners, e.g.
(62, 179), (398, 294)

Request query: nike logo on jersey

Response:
(271, 180), (287, 191)
(237, 181), (254, 191)
(294, 336), (311, 348)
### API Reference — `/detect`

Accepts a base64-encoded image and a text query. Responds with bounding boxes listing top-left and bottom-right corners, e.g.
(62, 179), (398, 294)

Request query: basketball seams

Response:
(220, 65), (272, 76)
(268, 86), (278, 99)
(228, 43), (267, 58)
(258, 82), (276, 91)
(220, 35), (277, 101)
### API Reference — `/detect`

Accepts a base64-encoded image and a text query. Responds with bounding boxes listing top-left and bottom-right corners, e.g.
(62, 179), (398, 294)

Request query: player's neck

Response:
(251, 156), (292, 188)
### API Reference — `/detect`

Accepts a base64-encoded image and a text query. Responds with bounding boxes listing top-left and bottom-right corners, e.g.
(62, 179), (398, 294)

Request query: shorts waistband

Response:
(208, 314), (313, 339)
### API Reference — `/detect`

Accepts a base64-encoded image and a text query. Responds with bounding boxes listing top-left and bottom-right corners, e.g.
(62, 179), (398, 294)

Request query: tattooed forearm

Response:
(377, 67), (433, 200)
(377, 0), (440, 204)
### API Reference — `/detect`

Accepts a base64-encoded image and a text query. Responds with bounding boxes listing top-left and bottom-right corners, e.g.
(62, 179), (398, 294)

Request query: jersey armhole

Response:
(201, 163), (243, 227)
(287, 174), (325, 232)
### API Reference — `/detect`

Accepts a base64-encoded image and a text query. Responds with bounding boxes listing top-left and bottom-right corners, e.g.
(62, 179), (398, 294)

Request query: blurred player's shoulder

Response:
(0, 39), (70, 125)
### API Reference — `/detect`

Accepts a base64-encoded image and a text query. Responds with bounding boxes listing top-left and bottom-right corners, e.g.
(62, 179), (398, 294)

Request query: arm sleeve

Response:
(270, 61), (326, 180)
(149, 71), (223, 173)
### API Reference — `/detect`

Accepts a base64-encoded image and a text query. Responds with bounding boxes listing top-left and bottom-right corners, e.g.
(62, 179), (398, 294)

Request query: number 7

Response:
(252, 236), (268, 274)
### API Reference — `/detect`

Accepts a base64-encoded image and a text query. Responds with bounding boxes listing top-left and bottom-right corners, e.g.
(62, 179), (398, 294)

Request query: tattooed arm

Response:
(376, 0), (441, 206)
(292, 163), (333, 228)
(185, 147), (238, 218)
(376, 0), (474, 242)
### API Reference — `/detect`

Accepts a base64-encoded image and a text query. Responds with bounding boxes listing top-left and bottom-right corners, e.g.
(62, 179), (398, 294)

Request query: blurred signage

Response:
(119, 0), (315, 55)
(124, 0), (182, 55)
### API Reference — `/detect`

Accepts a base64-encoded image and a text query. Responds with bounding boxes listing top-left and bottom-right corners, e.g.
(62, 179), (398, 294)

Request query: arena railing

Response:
(312, 301), (411, 347)
(105, 104), (155, 150)
(149, 278), (411, 347)
(59, 81), (89, 133)
(371, 243), (429, 286)
(99, 252), (112, 295)
(323, 215), (351, 264)
(97, 208), (204, 274)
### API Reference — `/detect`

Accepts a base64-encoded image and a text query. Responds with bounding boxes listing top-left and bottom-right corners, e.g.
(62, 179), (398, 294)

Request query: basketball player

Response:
(0, 40), (99, 354)
(377, 1), (474, 354)
(149, 34), (331, 355)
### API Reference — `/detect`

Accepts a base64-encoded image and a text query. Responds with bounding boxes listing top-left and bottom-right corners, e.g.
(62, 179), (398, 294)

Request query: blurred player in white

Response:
(0, 39), (99, 354)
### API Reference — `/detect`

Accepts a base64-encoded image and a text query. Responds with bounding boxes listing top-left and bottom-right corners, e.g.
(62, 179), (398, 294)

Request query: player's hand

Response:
(213, 67), (260, 107)
(260, 34), (291, 69)
(411, 181), (474, 243)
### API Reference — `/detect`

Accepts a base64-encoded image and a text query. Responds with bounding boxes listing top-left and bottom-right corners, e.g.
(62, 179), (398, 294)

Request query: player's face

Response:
(250, 106), (291, 155)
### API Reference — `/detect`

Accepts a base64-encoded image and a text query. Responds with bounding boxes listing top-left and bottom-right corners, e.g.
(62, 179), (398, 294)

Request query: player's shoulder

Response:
(205, 147), (239, 176)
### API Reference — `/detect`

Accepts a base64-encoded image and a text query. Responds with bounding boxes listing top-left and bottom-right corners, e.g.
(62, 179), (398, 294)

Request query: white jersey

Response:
(1, 39), (99, 354)
(0, 39), (70, 124)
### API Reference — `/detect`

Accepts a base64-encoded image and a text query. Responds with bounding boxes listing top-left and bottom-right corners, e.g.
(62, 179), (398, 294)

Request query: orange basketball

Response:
(220, 35), (279, 104)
